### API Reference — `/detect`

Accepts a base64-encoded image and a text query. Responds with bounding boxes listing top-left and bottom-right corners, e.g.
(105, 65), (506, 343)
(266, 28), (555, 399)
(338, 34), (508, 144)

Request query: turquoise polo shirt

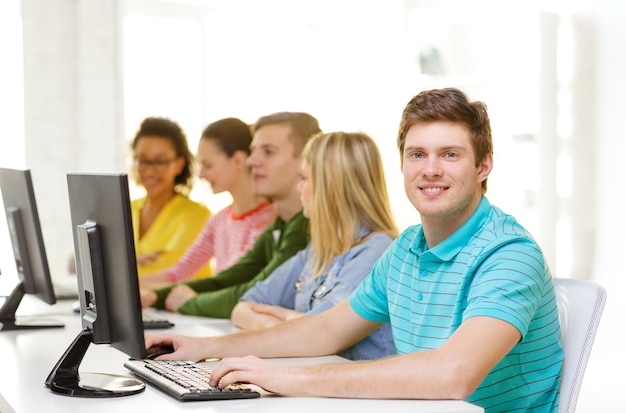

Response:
(350, 196), (563, 412)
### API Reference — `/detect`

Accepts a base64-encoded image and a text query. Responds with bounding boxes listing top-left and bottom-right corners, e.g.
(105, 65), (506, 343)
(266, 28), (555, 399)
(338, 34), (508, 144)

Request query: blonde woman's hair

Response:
(303, 131), (399, 278)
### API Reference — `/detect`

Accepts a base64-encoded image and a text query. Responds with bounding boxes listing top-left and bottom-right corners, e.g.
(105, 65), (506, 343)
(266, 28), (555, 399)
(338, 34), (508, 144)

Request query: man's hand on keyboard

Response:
(144, 332), (209, 362)
(209, 355), (298, 395)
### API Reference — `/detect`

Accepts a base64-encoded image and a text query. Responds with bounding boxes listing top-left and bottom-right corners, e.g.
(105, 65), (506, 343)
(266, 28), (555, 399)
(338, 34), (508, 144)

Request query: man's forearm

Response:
(203, 312), (337, 359)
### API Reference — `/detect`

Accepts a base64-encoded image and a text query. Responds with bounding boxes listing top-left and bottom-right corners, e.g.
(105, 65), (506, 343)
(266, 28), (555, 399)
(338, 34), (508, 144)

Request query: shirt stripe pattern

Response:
(350, 197), (563, 412)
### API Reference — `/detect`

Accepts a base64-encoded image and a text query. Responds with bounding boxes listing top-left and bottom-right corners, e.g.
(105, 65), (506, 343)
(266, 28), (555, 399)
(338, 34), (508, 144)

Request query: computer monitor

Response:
(0, 167), (64, 331)
(45, 172), (147, 397)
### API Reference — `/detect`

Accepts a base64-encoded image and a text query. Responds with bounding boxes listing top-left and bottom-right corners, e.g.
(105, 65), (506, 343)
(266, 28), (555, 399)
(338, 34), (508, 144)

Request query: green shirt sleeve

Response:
(151, 217), (281, 309)
(155, 212), (309, 317)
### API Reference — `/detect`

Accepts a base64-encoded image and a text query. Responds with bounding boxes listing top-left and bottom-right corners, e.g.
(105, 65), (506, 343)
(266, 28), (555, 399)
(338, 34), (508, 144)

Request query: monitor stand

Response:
(0, 282), (64, 331)
(45, 328), (145, 397)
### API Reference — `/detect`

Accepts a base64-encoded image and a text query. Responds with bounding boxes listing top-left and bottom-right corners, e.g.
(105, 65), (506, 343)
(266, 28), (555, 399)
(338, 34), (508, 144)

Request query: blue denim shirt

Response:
(240, 228), (396, 360)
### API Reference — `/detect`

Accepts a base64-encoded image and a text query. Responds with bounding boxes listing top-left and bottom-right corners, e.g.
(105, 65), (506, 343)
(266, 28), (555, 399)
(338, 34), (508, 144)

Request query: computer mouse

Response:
(146, 344), (175, 360)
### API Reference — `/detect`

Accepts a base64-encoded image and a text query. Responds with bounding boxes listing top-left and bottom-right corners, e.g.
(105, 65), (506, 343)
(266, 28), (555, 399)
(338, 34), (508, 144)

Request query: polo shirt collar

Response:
(412, 196), (491, 261)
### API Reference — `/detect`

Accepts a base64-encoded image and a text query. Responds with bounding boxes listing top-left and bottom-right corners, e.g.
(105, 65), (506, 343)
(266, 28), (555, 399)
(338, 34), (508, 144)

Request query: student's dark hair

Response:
(253, 112), (321, 156)
(201, 117), (253, 157)
(397, 87), (493, 193)
(131, 117), (195, 193)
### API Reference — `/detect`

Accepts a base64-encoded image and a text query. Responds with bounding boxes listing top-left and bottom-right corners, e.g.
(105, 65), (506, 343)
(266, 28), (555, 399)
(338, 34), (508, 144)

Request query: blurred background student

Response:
(140, 111), (319, 316)
(139, 117), (277, 289)
(131, 117), (211, 279)
(231, 131), (399, 361)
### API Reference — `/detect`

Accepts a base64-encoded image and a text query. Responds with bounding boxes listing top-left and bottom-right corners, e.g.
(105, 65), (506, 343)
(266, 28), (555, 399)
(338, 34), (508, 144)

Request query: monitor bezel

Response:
(68, 172), (147, 358)
(0, 167), (62, 331)
(45, 172), (146, 397)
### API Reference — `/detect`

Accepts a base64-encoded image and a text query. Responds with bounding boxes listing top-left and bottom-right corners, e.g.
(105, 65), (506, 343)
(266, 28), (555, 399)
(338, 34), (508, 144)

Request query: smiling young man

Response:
(145, 89), (564, 412)
(140, 112), (321, 317)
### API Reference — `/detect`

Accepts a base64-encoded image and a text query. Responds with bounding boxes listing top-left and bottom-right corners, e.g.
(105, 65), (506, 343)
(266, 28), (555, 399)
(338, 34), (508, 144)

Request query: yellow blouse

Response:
(131, 194), (211, 278)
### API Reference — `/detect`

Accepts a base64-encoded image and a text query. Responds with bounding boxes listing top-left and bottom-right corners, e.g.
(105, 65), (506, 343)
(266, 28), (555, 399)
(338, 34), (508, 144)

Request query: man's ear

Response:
(477, 153), (493, 182)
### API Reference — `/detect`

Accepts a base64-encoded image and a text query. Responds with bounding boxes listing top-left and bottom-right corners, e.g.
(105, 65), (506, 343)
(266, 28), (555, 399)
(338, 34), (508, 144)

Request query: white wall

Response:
(576, 2), (626, 410)
(590, 1), (626, 289)
(13, 0), (126, 281)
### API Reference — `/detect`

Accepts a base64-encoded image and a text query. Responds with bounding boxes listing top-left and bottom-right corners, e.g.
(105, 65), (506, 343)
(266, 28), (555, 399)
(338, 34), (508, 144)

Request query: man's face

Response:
(246, 123), (302, 202)
(402, 121), (491, 228)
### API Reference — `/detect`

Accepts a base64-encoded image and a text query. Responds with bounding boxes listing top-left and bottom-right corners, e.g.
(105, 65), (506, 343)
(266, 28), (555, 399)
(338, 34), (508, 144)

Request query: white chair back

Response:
(554, 277), (607, 413)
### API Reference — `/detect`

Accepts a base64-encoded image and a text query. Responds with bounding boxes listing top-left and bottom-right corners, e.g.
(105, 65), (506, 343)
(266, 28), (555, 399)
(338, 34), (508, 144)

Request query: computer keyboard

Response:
(124, 359), (260, 401)
(142, 311), (175, 330)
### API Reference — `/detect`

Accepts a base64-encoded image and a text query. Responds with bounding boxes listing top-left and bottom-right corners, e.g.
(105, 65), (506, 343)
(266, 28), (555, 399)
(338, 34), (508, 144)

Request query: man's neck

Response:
(421, 195), (482, 249)
(271, 191), (303, 223)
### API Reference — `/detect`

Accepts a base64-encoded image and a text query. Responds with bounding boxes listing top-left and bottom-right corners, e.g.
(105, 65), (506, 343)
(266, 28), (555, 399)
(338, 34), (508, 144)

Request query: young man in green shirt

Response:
(140, 112), (321, 318)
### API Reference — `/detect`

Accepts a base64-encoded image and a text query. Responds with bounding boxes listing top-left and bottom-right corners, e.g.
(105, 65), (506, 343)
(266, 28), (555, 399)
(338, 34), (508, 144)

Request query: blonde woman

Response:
(230, 131), (399, 360)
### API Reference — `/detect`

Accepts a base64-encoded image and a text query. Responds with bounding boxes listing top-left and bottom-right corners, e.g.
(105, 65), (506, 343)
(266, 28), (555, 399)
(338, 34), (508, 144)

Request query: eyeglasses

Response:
(133, 157), (178, 171)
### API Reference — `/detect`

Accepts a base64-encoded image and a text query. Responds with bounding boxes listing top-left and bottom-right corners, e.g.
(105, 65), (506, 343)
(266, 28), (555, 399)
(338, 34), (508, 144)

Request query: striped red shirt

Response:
(166, 201), (277, 283)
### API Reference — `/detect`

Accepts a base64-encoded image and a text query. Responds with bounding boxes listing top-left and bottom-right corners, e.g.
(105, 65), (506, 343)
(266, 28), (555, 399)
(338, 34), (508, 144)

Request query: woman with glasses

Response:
(138, 117), (277, 289)
(230, 131), (398, 360)
(131, 117), (211, 278)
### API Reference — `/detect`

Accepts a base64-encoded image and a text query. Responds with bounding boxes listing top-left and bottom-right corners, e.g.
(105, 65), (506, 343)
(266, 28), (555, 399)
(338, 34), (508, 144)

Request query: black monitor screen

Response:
(0, 167), (63, 331)
(45, 172), (146, 397)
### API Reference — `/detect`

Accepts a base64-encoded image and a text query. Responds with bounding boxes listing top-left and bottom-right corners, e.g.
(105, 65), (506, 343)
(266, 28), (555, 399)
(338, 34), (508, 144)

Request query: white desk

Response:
(0, 296), (483, 413)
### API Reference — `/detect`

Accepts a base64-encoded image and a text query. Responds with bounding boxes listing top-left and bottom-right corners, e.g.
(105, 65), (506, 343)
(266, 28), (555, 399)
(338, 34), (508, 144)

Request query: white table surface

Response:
(0, 295), (483, 413)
